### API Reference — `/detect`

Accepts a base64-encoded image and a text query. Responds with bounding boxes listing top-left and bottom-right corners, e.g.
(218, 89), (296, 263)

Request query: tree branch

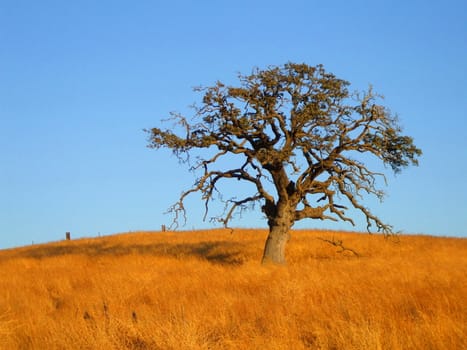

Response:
(317, 236), (360, 257)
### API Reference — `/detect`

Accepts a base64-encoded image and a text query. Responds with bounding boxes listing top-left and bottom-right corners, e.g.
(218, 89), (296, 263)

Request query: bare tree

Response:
(147, 63), (421, 264)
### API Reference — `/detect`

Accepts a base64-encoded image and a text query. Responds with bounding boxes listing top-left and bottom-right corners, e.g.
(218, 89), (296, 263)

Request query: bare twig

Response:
(317, 236), (360, 257)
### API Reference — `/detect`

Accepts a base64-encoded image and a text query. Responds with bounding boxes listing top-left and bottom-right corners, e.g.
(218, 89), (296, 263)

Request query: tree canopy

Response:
(147, 63), (421, 264)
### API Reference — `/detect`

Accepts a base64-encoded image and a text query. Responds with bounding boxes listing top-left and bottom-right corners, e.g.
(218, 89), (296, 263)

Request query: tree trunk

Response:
(261, 223), (291, 265)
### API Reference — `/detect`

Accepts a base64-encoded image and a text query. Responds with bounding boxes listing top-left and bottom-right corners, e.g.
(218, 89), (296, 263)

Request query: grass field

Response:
(0, 228), (466, 349)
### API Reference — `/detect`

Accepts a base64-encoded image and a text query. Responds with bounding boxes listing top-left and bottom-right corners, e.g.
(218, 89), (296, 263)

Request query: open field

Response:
(0, 229), (466, 349)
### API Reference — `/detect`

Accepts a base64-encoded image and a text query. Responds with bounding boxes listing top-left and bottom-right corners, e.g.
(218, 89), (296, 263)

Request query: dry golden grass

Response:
(0, 228), (466, 349)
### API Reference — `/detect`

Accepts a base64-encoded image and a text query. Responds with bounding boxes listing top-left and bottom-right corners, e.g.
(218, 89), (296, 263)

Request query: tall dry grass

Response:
(0, 229), (466, 349)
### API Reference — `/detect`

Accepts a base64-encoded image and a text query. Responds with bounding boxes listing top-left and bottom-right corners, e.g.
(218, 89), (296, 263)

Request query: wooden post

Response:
(66, 232), (71, 240)
(161, 225), (166, 232)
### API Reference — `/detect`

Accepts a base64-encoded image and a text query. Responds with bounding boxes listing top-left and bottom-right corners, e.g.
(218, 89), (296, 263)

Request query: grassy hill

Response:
(0, 229), (466, 349)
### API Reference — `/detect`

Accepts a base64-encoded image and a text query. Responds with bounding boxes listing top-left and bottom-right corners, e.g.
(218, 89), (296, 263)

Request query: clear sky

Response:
(1, 0), (466, 249)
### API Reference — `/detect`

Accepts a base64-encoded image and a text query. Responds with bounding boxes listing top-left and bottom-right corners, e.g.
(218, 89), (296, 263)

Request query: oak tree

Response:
(147, 63), (421, 264)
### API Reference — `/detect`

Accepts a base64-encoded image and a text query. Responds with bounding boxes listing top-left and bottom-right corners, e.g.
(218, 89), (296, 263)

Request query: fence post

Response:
(161, 225), (166, 232)
(66, 232), (71, 240)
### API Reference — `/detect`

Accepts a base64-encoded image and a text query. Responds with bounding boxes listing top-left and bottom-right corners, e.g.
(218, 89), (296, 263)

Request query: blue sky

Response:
(1, 0), (466, 248)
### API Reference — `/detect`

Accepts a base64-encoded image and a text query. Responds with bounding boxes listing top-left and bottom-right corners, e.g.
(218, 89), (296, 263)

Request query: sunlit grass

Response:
(0, 229), (466, 349)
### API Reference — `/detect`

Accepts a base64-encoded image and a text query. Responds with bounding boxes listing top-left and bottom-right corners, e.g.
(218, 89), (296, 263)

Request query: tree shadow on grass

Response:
(13, 240), (246, 266)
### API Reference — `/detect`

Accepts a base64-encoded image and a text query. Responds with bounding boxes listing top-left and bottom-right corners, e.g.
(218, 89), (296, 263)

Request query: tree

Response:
(147, 63), (422, 265)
